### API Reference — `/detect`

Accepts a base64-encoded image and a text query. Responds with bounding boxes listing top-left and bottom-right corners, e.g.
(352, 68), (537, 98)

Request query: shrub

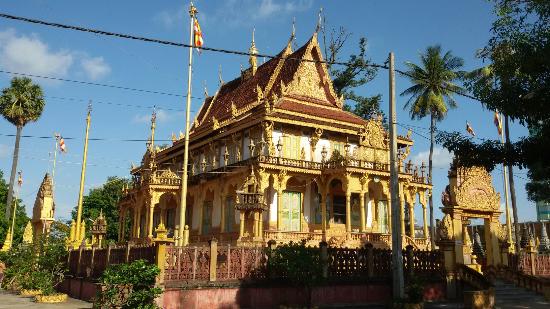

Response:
(95, 259), (162, 309)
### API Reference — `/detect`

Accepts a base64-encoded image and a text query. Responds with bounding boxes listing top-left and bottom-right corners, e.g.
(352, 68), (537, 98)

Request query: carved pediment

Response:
(454, 166), (500, 211)
(359, 117), (387, 149)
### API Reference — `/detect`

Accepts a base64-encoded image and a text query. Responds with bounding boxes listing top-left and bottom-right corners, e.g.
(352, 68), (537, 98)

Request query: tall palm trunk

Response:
(504, 115), (520, 251)
(5, 125), (22, 218)
(429, 114), (435, 248)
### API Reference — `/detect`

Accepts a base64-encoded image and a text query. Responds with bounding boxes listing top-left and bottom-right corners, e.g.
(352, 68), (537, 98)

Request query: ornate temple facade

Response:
(118, 31), (432, 249)
(31, 173), (55, 241)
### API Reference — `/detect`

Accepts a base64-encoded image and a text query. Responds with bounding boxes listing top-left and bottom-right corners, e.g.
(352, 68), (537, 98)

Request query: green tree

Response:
(400, 45), (465, 246)
(437, 0), (550, 201)
(0, 169), (29, 245)
(72, 176), (131, 241)
(0, 77), (45, 218)
(322, 26), (382, 119)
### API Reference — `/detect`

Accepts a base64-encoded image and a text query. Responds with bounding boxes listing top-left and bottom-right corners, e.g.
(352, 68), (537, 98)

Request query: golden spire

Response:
(249, 27), (258, 75)
(218, 65), (224, 85)
(150, 107), (157, 151)
(203, 80), (208, 97)
(315, 7), (323, 33)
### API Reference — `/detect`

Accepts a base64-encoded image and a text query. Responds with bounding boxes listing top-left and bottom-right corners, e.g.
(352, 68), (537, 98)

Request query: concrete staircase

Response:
(494, 280), (550, 309)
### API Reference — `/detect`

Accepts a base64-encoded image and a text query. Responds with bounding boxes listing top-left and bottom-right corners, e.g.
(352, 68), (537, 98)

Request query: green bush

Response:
(267, 241), (323, 287)
(95, 259), (162, 309)
(0, 234), (67, 295)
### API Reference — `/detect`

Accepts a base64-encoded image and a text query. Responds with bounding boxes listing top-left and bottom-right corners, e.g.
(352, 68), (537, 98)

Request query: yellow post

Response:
(345, 191), (351, 235)
(359, 192), (366, 232)
(177, 3), (197, 247)
(409, 204), (415, 239)
(75, 103), (92, 244)
(422, 205), (429, 238)
(277, 189), (283, 230)
(499, 113), (513, 251)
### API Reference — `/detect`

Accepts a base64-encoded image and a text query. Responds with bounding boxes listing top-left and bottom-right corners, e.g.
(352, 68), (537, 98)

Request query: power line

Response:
(0, 12), (384, 68)
(0, 133), (174, 142)
(0, 69), (203, 99)
(46, 95), (189, 112)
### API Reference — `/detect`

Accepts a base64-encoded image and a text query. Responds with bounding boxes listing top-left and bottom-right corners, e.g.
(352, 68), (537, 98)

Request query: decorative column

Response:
(259, 211), (264, 238)
(360, 192), (366, 232)
(321, 190), (327, 237)
(147, 202), (154, 238)
(345, 191), (351, 236)
(239, 211), (245, 239)
(408, 203), (415, 239)
(400, 194), (406, 236)
(120, 210), (126, 241)
(277, 189), (283, 230)
(220, 195), (226, 233)
(253, 211), (259, 239)
(422, 205), (429, 238)
(136, 206), (142, 238)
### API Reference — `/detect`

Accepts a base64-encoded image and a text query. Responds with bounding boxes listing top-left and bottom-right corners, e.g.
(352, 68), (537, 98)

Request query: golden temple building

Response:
(118, 30), (432, 249)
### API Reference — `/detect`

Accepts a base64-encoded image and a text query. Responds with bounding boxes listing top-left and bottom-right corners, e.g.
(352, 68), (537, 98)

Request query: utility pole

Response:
(504, 115), (520, 252)
(75, 102), (92, 245)
(389, 52), (404, 299)
(498, 113), (513, 251)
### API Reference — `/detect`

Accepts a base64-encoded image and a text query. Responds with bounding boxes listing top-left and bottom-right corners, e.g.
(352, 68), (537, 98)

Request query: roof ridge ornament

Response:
(218, 65), (224, 85)
(315, 7), (323, 33)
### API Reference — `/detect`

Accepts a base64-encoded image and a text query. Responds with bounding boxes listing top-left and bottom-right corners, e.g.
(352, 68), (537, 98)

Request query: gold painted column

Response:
(408, 203), (415, 239)
(387, 198), (392, 233)
(136, 206), (142, 238)
(239, 211), (245, 239)
(422, 205), (428, 238)
(359, 192), (366, 232)
(220, 195), (226, 233)
(147, 202), (154, 238)
(259, 211), (264, 239)
(345, 191), (351, 236)
(400, 195), (406, 235)
(253, 211), (259, 238)
(277, 189), (283, 230)
(321, 191), (327, 236)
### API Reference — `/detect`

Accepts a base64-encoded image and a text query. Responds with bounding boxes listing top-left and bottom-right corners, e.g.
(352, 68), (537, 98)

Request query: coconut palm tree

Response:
(400, 45), (465, 248)
(0, 77), (45, 218)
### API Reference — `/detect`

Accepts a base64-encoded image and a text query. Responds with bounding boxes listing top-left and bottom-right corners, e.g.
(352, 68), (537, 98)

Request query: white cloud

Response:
(154, 6), (186, 29)
(411, 147), (453, 169)
(208, 0), (313, 27)
(0, 144), (9, 158)
(0, 29), (73, 77)
(133, 110), (175, 124)
(0, 28), (111, 81)
(81, 56), (111, 81)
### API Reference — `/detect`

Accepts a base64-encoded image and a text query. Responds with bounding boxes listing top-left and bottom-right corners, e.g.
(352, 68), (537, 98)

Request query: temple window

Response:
(283, 134), (300, 159)
(201, 201), (213, 234)
(224, 196), (235, 232)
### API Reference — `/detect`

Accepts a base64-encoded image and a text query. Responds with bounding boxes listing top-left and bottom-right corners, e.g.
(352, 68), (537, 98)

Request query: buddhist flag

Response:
(193, 17), (204, 53)
(494, 111), (503, 136)
(17, 170), (22, 187)
(466, 121), (476, 137)
(58, 135), (67, 153)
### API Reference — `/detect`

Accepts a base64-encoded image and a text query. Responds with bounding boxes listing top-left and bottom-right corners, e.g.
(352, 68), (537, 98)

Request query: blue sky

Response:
(0, 0), (535, 224)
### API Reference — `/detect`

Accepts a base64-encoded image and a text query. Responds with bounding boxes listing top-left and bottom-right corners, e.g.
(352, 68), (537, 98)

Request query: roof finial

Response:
(315, 7), (323, 33)
(249, 27), (258, 75)
(203, 80), (208, 97)
(291, 17), (296, 39)
(218, 65), (224, 85)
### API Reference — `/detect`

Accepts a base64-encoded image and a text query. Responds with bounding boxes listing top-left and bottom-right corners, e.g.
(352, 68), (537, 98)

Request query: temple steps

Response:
(494, 280), (550, 309)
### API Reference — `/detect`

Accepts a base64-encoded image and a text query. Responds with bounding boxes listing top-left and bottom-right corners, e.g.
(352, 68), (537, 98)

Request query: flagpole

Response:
(75, 102), (92, 246)
(499, 113), (513, 250)
(178, 2), (196, 246)
(52, 133), (59, 198)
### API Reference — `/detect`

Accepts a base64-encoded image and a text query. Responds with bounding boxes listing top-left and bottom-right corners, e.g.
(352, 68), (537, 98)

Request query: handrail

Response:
(498, 266), (550, 296)
(456, 263), (494, 290)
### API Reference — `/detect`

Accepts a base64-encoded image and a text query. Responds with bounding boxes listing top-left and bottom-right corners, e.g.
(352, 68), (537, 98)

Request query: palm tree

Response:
(0, 77), (45, 218)
(400, 45), (465, 248)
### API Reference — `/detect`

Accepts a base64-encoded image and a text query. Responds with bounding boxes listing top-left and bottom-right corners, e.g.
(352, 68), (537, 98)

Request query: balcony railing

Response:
(236, 192), (268, 211)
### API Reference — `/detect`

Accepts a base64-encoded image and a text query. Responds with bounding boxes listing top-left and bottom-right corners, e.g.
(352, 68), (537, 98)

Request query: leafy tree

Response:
(72, 176), (131, 241)
(0, 77), (45, 218)
(436, 0), (550, 201)
(400, 45), (465, 246)
(321, 25), (382, 119)
(0, 169), (29, 245)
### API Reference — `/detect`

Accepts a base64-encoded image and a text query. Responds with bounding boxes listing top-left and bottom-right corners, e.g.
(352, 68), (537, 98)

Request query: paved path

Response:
(0, 291), (92, 309)
(494, 280), (550, 309)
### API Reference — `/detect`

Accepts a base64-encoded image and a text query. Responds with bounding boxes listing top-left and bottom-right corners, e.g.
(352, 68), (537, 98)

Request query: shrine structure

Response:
(118, 30), (432, 249)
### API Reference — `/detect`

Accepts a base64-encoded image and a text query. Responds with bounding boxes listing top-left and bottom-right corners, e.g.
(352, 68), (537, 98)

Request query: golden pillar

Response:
(147, 202), (154, 238)
(321, 190), (327, 237)
(239, 211), (245, 238)
(220, 195), (226, 233)
(408, 203), (415, 239)
(359, 192), (366, 232)
(136, 206), (142, 238)
(277, 189), (283, 230)
(400, 195), (406, 235)
(422, 205), (428, 238)
(345, 191), (351, 234)
(75, 104), (92, 243)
